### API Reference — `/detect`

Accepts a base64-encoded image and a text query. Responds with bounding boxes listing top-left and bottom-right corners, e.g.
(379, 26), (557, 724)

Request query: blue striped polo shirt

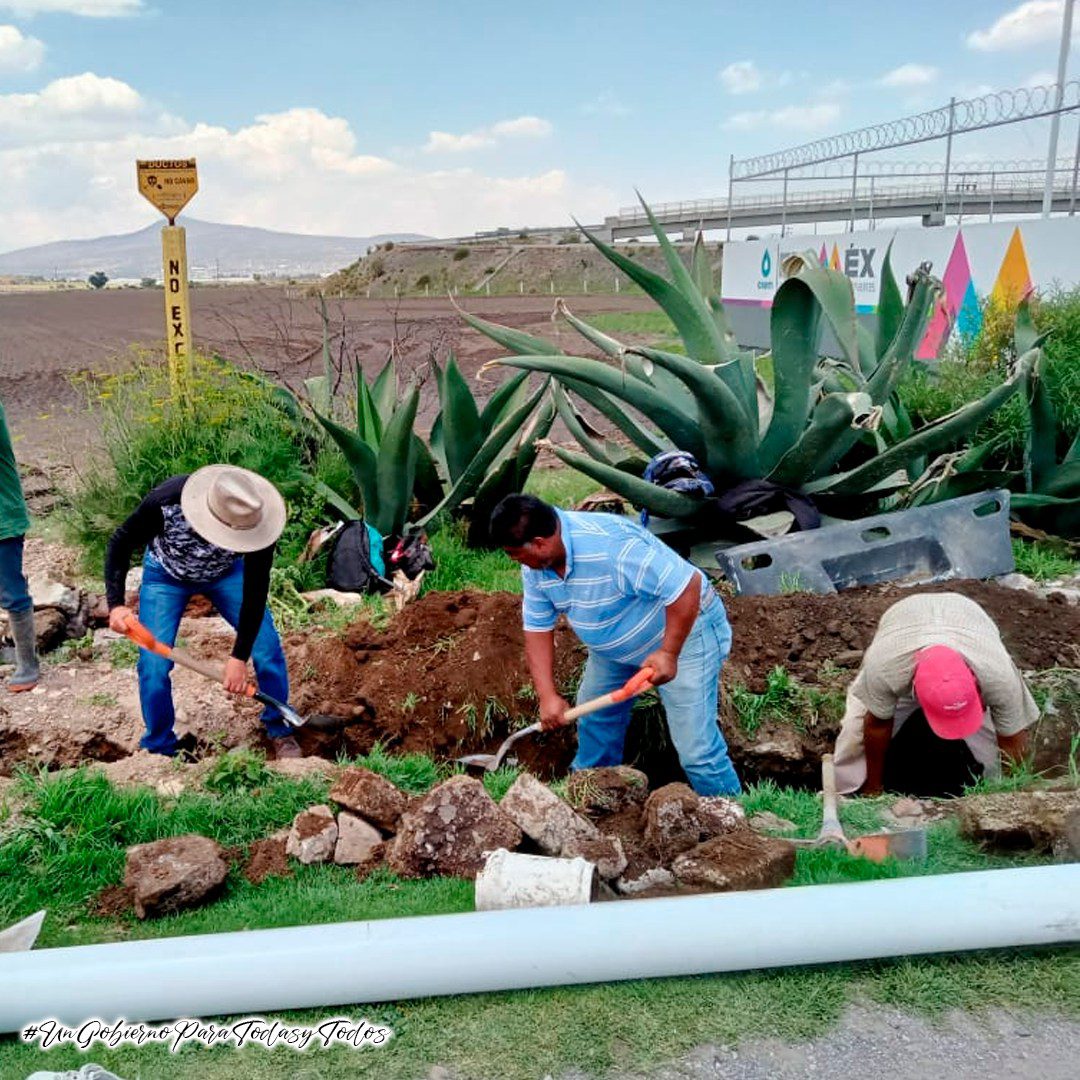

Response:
(521, 509), (721, 664)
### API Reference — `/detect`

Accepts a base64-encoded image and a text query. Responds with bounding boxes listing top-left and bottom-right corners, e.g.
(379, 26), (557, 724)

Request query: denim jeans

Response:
(0, 535), (32, 614)
(137, 553), (292, 755)
(571, 600), (742, 796)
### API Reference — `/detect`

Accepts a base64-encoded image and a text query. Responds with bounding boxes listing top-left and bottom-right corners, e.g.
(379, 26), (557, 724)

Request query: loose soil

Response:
(243, 837), (292, 886)
(4, 579), (1079, 790)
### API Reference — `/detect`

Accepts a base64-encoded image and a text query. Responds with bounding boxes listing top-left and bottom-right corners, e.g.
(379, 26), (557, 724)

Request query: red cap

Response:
(912, 645), (984, 740)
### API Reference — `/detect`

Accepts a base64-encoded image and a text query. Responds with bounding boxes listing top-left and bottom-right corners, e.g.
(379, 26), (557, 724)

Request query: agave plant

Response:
(463, 195), (1037, 531)
(312, 349), (551, 540)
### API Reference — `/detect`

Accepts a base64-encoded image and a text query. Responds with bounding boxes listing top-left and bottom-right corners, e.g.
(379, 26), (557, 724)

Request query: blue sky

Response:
(0, 0), (1076, 249)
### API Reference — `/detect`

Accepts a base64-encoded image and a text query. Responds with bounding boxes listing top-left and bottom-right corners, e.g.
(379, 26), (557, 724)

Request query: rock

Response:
(499, 772), (598, 854)
(33, 608), (67, 652)
(958, 790), (1080, 852)
(286, 805), (338, 864)
(330, 766), (409, 831)
(643, 783), (702, 862)
(244, 836), (291, 885)
(266, 757), (338, 781)
(1052, 808), (1080, 861)
(615, 865), (676, 896)
(386, 775), (522, 879)
(566, 766), (650, 816)
(748, 811), (798, 834)
(301, 588), (369, 608)
(123, 834), (229, 919)
(994, 572), (1041, 593)
(890, 797), (925, 819)
(28, 575), (80, 617)
(26, 1066), (126, 1080)
(1048, 588), (1080, 606)
(334, 811), (384, 865)
(672, 829), (797, 892)
(562, 834), (628, 880)
(696, 796), (746, 838)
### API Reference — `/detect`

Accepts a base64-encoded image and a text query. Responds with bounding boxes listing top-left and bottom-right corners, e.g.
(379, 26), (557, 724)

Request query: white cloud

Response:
(1024, 68), (1057, 85)
(723, 102), (841, 132)
(719, 60), (762, 95)
(967, 1), (1074, 51)
(423, 114), (552, 153)
(580, 90), (630, 117)
(879, 63), (938, 88)
(0, 24), (43, 72)
(0, 104), (612, 250)
(0, 0), (141, 15)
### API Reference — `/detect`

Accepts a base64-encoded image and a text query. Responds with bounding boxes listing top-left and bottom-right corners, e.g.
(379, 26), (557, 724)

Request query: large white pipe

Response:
(1, 866), (1077, 1032)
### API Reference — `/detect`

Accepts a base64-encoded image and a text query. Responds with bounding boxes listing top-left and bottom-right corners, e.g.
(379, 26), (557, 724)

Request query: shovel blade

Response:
(851, 829), (927, 863)
(0, 909), (45, 953)
(456, 754), (499, 771)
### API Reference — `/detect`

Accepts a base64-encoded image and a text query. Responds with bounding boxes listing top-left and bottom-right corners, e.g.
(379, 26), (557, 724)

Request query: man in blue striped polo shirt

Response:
(490, 494), (741, 795)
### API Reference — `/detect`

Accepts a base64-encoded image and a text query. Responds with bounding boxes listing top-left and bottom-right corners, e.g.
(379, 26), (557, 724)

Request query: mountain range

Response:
(0, 218), (429, 280)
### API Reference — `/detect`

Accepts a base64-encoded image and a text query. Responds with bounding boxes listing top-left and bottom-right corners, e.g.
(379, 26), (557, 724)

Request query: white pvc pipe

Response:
(475, 851), (598, 910)
(1, 866), (1077, 1032)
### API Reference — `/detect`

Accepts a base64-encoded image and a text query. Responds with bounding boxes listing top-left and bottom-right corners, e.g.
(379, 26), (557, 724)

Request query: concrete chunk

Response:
(500, 772), (599, 855)
(286, 804), (338, 864)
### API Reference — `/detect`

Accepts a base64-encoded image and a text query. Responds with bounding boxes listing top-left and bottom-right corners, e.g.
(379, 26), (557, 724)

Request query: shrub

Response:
(65, 353), (347, 573)
(452, 247), (470, 262)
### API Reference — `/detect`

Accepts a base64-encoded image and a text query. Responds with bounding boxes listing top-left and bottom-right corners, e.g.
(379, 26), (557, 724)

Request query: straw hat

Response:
(181, 465), (287, 553)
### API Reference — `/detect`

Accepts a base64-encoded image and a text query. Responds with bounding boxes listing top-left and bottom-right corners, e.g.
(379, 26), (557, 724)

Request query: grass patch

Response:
(1011, 538), (1079, 582)
(423, 521), (522, 594)
(1, 765), (1074, 1080)
(729, 666), (844, 737)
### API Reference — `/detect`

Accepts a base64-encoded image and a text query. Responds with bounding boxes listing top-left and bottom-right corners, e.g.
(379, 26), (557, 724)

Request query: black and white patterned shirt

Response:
(104, 475), (276, 661)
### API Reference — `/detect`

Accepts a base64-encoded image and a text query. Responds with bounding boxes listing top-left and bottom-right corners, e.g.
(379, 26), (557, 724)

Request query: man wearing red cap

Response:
(833, 593), (1038, 797)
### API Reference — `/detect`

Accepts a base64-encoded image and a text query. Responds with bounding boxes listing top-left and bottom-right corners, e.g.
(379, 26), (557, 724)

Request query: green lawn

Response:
(1, 764), (1075, 1080)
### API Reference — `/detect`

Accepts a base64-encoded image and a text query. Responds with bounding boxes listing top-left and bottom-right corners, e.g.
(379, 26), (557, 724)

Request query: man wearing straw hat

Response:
(105, 465), (301, 759)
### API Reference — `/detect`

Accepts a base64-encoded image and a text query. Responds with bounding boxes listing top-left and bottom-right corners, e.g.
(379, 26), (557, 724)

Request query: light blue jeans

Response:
(572, 600), (741, 795)
(137, 553), (292, 755)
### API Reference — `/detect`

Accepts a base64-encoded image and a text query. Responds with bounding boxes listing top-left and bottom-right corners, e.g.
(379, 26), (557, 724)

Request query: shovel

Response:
(457, 667), (655, 772)
(121, 615), (355, 731)
(793, 753), (927, 863)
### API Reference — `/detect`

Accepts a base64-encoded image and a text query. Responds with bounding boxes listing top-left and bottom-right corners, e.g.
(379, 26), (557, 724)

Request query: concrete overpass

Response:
(598, 176), (1080, 241)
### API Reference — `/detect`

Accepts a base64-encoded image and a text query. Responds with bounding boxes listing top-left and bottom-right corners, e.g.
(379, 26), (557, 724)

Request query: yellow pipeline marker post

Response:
(136, 159), (199, 398)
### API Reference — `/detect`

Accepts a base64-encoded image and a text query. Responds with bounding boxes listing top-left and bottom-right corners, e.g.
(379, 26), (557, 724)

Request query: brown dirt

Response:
(90, 884), (133, 918)
(243, 837), (292, 885)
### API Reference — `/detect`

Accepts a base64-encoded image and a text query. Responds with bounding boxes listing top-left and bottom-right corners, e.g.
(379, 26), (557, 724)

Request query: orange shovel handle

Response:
(610, 666), (655, 703)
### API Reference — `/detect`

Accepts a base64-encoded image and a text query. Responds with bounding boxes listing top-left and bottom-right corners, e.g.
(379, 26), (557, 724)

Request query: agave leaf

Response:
(1013, 294), (1051, 355)
(478, 370), (531, 434)
(559, 377), (671, 459)
(315, 410), (379, 522)
(551, 446), (709, 520)
(475, 394), (559, 510)
(457, 306), (562, 355)
(866, 268), (939, 405)
(429, 413), (447, 478)
(907, 468), (1017, 507)
(759, 275), (824, 472)
(374, 383), (420, 537)
(1065, 428), (1080, 466)
(786, 260), (861, 373)
(415, 379), (552, 529)
(438, 354), (485, 484)
(552, 383), (644, 471)
(630, 345), (758, 479)
(483, 353), (707, 463)
(370, 355), (398, 425)
(1024, 355), (1058, 491)
(875, 242), (904, 358)
(1010, 491), (1080, 508)
(300, 473), (361, 521)
(769, 392), (878, 487)
(707, 295), (739, 352)
(354, 361), (383, 448)
(555, 298), (625, 358)
(691, 232), (714, 298)
(816, 350), (1037, 496)
(413, 435), (445, 513)
(1043, 459), (1080, 498)
(577, 220), (732, 366)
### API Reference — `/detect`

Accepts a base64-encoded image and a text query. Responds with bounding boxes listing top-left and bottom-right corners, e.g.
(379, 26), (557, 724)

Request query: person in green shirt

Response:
(0, 397), (39, 692)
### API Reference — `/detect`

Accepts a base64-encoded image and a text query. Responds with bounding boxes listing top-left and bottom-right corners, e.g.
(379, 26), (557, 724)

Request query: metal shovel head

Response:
(850, 829), (928, 863)
(0, 909), (45, 952)
(456, 752), (501, 772)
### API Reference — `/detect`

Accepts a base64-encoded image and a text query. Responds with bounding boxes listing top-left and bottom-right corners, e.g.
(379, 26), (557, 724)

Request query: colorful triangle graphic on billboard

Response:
(829, 244), (841, 271)
(818, 243), (828, 267)
(991, 227), (1033, 308)
(919, 231), (978, 359)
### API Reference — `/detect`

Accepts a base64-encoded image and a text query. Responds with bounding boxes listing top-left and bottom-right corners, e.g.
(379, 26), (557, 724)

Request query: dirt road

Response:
(0, 285), (652, 466)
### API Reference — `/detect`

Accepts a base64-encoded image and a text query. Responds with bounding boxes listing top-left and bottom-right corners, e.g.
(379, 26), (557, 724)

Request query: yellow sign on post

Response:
(136, 159), (198, 398)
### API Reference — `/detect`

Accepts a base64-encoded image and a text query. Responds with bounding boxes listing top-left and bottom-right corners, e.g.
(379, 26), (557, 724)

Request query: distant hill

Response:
(0, 219), (429, 280)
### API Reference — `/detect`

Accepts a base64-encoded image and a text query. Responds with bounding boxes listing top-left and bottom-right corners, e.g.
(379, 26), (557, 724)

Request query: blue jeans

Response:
(572, 600), (742, 796)
(0, 535), (32, 614)
(137, 553), (292, 755)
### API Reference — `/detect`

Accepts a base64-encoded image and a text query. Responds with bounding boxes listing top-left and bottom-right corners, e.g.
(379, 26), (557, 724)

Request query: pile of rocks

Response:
(0, 575), (96, 656)
(118, 766), (799, 919)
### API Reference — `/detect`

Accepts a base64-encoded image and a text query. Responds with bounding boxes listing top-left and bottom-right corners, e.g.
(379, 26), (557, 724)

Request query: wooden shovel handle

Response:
(122, 615), (257, 698)
(564, 667), (655, 722)
(819, 753), (845, 838)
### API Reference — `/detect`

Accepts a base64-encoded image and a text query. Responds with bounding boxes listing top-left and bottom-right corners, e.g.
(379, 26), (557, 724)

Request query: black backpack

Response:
(327, 521), (388, 594)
